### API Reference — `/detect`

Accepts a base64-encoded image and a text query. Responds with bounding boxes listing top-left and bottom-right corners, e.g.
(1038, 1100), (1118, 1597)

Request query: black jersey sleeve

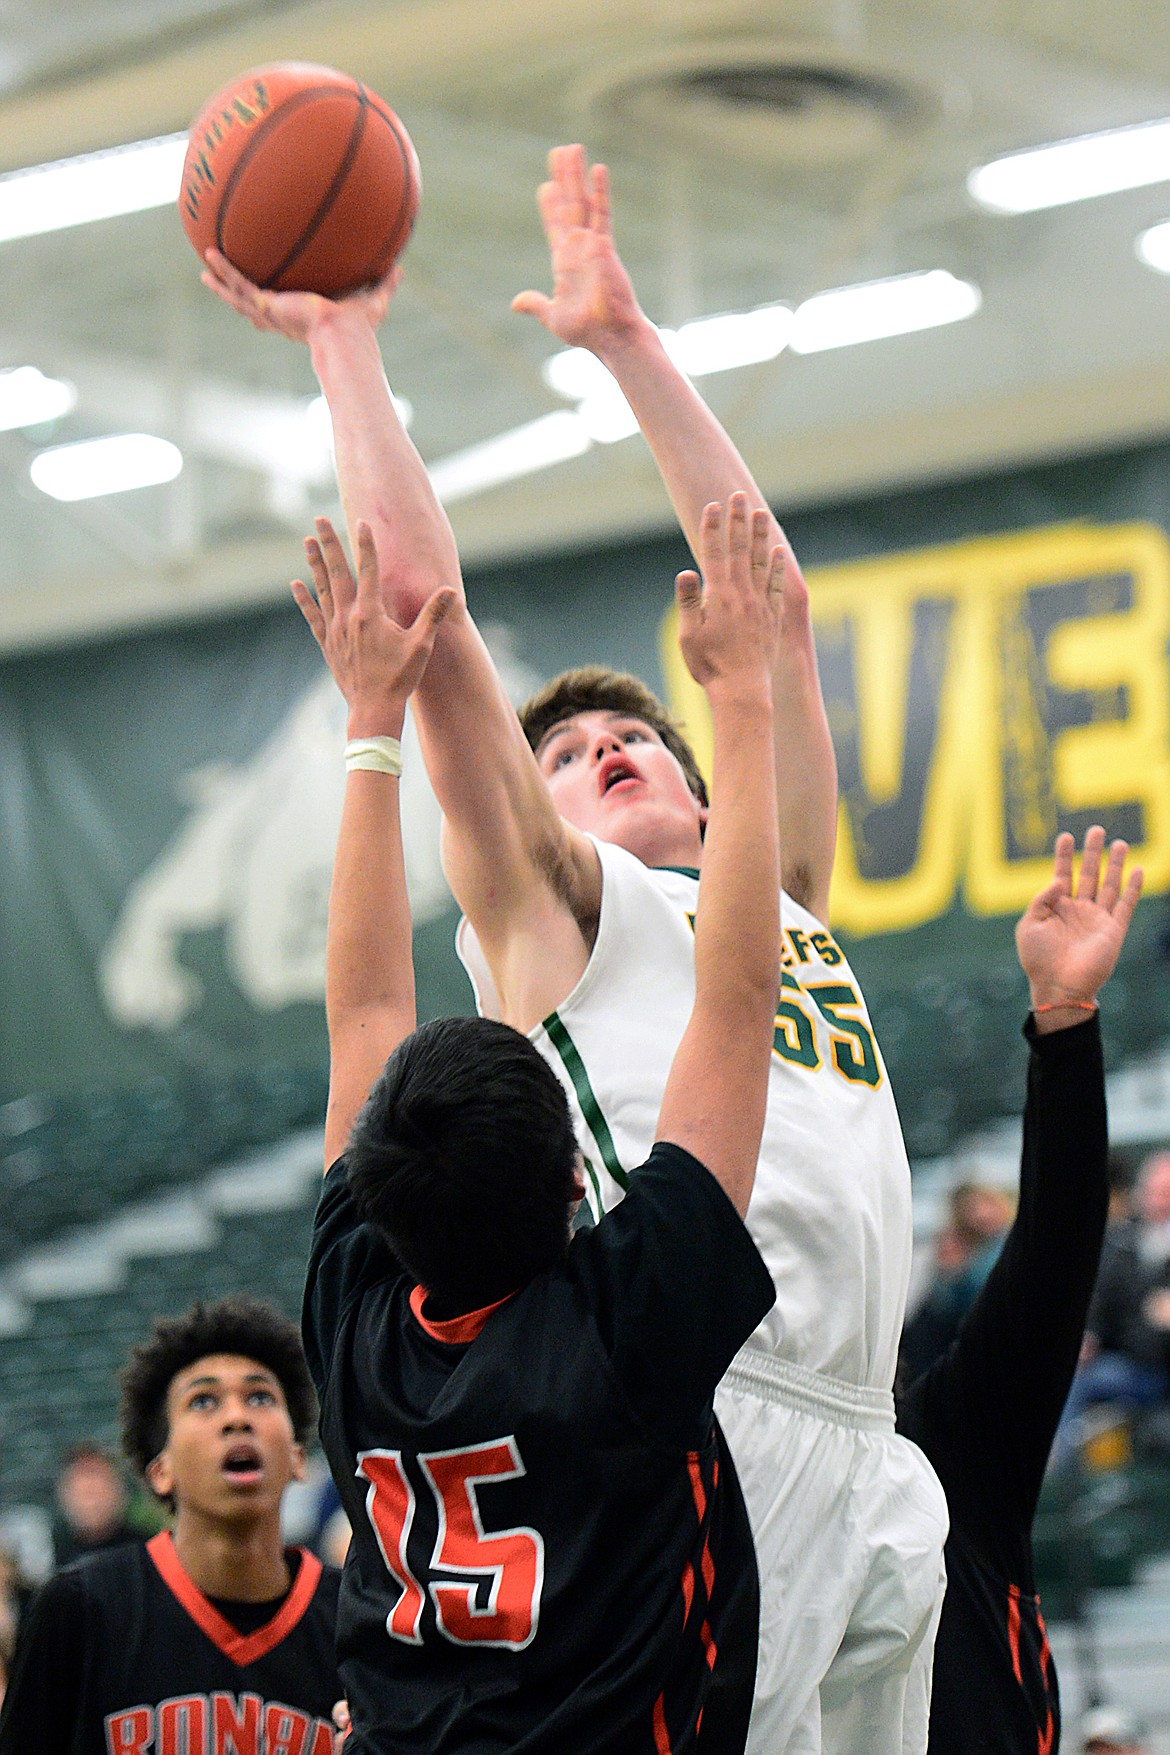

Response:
(898, 1015), (1108, 1583)
(0, 1566), (87, 1754)
(302, 1154), (403, 1396)
(571, 1140), (775, 1445)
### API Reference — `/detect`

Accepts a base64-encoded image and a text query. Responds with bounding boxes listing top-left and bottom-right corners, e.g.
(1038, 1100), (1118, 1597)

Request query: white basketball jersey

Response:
(457, 837), (912, 1390)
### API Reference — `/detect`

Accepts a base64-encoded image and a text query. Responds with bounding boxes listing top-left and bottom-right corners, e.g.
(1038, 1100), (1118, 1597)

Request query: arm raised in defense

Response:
(655, 495), (782, 1217)
(291, 519), (454, 1167)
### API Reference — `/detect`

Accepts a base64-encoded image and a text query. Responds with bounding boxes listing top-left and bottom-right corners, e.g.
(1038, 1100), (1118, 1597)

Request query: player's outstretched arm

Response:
(655, 495), (782, 1217)
(293, 518), (454, 1168)
(1016, 825), (1143, 1031)
(202, 249), (600, 993)
(513, 144), (837, 922)
(899, 829), (1143, 1527)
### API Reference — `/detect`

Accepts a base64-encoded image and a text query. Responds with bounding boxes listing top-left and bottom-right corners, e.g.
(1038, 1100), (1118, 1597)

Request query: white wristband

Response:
(345, 736), (402, 777)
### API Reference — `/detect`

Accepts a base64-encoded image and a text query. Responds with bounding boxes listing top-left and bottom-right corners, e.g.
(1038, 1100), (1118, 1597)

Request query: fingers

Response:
(353, 520), (380, 605)
(1074, 823), (1106, 899)
(1051, 829), (1075, 897)
(313, 517), (358, 609)
(556, 143), (589, 229)
(289, 577), (326, 650)
(590, 162), (612, 236)
(303, 538), (332, 613)
(407, 585), (458, 671)
(1026, 878), (1064, 921)
(511, 289), (551, 322)
(675, 568), (702, 617)
(1114, 865), (1144, 935)
(696, 500), (726, 585)
(1096, 836), (1128, 913)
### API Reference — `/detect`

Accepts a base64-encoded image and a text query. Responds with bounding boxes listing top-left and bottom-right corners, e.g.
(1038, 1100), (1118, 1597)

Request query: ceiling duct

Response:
(587, 45), (937, 165)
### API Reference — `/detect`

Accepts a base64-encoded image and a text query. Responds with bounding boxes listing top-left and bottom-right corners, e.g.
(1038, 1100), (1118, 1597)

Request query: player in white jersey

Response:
(202, 144), (946, 1753)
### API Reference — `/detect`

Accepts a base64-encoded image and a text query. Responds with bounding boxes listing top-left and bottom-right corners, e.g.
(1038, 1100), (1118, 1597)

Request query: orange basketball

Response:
(180, 62), (420, 297)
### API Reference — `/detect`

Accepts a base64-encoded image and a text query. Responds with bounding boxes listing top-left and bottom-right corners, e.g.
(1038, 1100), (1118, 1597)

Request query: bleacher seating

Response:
(0, 1130), (323, 1510)
(0, 1062), (328, 1268)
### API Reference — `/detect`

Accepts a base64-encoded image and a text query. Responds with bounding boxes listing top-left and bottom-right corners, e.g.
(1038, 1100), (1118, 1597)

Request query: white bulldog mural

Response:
(100, 624), (541, 1031)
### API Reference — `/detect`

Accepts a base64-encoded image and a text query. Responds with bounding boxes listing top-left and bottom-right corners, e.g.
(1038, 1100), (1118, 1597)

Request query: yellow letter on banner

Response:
(965, 521), (1170, 915)
(659, 518), (1170, 935)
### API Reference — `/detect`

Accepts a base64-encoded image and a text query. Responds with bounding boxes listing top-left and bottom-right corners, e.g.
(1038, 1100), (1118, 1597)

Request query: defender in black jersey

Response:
(896, 828), (1143, 1755)
(0, 1295), (342, 1754)
(294, 501), (783, 1752)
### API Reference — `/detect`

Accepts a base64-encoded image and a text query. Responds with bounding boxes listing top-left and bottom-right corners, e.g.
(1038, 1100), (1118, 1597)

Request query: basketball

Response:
(179, 62), (420, 297)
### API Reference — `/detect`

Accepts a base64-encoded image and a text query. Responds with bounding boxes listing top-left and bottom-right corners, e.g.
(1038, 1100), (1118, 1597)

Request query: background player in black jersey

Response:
(897, 826), (1143, 1754)
(296, 496), (782, 1754)
(0, 1294), (343, 1754)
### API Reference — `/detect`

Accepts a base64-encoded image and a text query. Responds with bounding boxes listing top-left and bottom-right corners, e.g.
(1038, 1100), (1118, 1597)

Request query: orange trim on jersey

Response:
(146, 1531), (322, 1666)
(652, 1693), (673, 1755)
(408, 1283), (516, 1344)
(1006, 1582), (1023, 1685)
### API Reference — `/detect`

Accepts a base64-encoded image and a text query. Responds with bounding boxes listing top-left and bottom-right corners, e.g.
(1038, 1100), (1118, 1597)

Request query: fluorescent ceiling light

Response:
(542, 348), (614, 401)
(1136, 219), (1170, 273)
(668, 305), (792, 376)
(574, 389), (640, 445)
(0, 134), (187, 244)
(0, 366), (76, 430)
(789, 271), (980, 353)
(969, 117), (1170, 214)
(428, 411), (591, 505)
(543, 303), (792, 405)
(31, 433), (183, 501)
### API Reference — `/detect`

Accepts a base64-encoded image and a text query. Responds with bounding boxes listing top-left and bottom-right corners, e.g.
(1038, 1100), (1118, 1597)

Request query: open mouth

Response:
(599, 758), (641, 795)
(221, 1444), (263, 1486)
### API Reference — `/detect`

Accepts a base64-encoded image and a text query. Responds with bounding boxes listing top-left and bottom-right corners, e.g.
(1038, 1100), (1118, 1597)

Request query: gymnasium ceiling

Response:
(6, 0), (1170, 652)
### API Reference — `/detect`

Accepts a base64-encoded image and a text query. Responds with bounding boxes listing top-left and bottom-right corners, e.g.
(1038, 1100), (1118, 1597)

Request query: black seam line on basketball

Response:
(213, 85), (364, 279)
(265, 90), (369, 288)
(281, 90), (416, 286)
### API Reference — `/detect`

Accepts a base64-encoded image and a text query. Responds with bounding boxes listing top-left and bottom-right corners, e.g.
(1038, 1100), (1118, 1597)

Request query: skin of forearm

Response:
(693, 682), (780, 1031)
(326, 761), (414, 1035)
(309, 311), (463, 616)
(593, 316), (784, 561)
(595, 317), (838, 912)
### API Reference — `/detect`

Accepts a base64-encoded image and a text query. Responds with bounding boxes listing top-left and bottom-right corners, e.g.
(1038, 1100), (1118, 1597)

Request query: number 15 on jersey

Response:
(358, 1439), (546, 1650)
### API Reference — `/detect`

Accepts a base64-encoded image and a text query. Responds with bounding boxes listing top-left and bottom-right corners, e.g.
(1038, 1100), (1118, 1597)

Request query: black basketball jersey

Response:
(303, 1140), (774, 1755)
(0, 1533), (342, 1755)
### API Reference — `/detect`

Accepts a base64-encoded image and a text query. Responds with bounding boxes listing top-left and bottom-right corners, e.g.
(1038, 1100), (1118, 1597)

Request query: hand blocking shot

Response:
(298, 502), (783, 1754)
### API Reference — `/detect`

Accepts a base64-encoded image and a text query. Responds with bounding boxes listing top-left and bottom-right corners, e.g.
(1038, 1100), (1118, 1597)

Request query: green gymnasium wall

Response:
(1, 435), (1169, 1187)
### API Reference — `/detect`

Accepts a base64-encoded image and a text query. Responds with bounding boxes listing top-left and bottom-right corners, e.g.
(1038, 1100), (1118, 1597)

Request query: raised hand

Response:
(675, 494), (783, 694)
(1015, 826), (1143, 1020)
(511, 144), (643, 350)
(292, 517), (455, 733)
(201, 247), (401, 344)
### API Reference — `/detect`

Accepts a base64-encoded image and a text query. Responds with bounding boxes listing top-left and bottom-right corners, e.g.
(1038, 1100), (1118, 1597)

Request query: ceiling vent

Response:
(587, 46), (937, 165)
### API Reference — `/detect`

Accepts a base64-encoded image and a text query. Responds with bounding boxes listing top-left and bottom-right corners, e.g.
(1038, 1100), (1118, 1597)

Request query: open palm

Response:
(1015, 827), (1142, 1008)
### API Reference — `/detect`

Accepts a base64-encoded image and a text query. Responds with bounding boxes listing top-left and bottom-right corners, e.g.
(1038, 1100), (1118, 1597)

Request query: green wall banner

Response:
(2, 438), (1169, 1222)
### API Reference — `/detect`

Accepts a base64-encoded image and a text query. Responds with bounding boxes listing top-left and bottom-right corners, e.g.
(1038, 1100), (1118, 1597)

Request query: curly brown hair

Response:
(119, 1295), (317, 1492)
(518, 665), (708, 807)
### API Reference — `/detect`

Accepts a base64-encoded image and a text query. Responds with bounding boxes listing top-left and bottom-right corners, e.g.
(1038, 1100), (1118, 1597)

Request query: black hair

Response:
(346, 1015), (579, 1310)
(119, 1294), (317, 1490)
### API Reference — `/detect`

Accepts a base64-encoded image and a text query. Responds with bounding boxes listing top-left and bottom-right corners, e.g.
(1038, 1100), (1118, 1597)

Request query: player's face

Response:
(149, 1353), (305, 1523)
(536, 710), (706, 866)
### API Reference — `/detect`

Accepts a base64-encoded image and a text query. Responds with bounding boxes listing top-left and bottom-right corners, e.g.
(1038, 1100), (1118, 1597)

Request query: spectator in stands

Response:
(900, 1180), (1014, 1378)
(51, 1441), (139, 1567)
(0, 1295), (342, 1752)
(1080, 1705), (1151, 1754)
(1060, 1145), (1170, 1443)
(0, 1549), (18, 1711)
